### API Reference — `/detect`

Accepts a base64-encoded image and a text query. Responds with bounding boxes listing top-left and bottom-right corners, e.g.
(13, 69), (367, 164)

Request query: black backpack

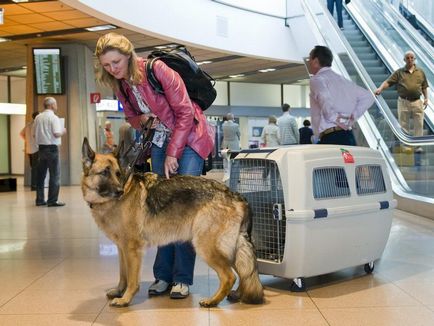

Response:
(146, 46), (217, 110)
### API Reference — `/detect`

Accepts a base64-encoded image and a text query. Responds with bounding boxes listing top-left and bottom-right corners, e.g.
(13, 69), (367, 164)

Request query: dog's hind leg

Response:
(106, 245), (127, 299)
(110, 244), (143, 307)
(196, 250), (236, 307)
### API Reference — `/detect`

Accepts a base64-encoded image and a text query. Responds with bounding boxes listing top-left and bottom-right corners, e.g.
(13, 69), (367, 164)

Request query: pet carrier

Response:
(229, 145), (396, 291)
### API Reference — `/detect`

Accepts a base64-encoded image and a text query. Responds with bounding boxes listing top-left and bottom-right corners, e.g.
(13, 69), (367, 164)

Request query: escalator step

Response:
(361, 60), (383, 67)
(357, 53), (377, 60)
(352, 47), (375, 54)
(365, 67), (388, 74)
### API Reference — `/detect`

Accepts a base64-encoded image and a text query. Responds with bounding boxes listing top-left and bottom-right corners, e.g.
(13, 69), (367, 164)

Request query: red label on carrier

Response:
(341, 149), (354, 163)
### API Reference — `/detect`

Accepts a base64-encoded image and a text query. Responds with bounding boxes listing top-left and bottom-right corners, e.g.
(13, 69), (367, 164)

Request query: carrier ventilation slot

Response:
(313, 167), (350, 199)
(356, 165), (386, 195)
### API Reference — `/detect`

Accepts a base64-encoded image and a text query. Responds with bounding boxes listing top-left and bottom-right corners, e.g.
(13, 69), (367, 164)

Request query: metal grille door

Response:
(230, 159), (286, 263)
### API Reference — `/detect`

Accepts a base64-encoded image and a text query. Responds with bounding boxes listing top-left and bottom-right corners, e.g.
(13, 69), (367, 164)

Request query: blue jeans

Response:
(36, 145), (60, 205)
(151, 143), (204, 285)
(327, 0), (343, 28)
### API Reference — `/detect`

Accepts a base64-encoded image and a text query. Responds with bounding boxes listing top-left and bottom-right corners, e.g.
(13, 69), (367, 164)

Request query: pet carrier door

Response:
(230, 158), (286, 263)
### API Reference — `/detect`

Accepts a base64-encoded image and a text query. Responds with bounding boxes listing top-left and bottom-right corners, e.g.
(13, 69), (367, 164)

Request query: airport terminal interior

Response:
(0, 0), (434, 325)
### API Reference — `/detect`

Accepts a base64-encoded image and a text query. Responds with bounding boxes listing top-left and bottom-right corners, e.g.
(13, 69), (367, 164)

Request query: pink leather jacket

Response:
(116, 58), (214, 160)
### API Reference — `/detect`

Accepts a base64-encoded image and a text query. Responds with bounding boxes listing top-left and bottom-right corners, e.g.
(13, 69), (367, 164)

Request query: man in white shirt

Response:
(277, 103), (299, 145)
(308, 45), (374, 145)
(34, 97), (67, 207)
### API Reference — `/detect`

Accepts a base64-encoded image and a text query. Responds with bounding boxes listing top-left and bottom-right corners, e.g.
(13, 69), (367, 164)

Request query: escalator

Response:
(299, 0), (434, 213)
(341, 19), (399, 120)
(341, 3), (433, 136)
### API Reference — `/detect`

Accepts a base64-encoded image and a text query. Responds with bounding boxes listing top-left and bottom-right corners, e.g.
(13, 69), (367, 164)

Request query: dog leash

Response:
(122, 117), (155, 182)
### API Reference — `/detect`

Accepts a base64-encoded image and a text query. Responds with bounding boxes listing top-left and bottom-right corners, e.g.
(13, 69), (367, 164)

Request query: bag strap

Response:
(146, 58), (164, 94)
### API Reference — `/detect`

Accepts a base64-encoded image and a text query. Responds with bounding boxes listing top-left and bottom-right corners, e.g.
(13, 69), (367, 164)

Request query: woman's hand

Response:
(139, 113), (158, 128)
(164, 155), (179, 179)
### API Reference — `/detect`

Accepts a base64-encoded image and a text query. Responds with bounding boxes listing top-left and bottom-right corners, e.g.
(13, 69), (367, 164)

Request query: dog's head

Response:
(81, 137), (125, 204)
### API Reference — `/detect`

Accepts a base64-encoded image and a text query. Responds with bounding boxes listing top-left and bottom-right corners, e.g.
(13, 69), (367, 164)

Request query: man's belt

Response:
(320, 126), (346, 138)
(400, 96), (420, 102)
(38, 144), (57, 149)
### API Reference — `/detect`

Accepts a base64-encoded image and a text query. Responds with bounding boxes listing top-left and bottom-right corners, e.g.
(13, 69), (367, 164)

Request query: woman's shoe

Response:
(148, 280), (171, 296)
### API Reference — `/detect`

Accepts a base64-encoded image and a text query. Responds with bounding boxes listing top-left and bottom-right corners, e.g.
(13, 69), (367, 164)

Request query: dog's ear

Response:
(82, 137), (95, 174)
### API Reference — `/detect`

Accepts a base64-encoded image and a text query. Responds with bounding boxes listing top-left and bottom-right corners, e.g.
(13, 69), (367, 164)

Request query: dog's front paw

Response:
(199, 298), (219, 308)
(109, 297), (131, 307)
(106, 288), (124, 299)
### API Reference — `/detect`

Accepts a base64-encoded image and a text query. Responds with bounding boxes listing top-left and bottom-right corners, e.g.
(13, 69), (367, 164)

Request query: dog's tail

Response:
(232, 204), (264, 304)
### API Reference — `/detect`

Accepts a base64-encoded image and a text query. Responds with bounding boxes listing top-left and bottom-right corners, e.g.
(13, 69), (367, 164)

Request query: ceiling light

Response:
(12, 0), (29, 3)
(229, 74), (245, 78)
(85, 24), (117, 32)
(197, 60), (212, 66)
(258, 68), (276, 73)
(154, 44), (179, 50)
(0, 37), (10, 43)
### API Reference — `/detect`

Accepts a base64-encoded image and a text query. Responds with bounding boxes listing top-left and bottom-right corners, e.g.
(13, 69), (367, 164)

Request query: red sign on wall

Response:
(90, 92), (101, 104)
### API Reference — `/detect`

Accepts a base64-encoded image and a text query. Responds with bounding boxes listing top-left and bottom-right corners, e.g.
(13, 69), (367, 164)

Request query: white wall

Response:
(214, 81), (229, 105)
(0, 76), (7, 103)
(62, 0), (301, 62)
(10, 77), (26, 104)
(10, 114), (25, 175)
(214, 0), (287, 17)
(283, 84), (310, 107)
(230, 83), (281, 106)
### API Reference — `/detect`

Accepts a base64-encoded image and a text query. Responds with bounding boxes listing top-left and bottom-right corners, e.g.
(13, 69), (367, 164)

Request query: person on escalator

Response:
(375, 50), (429, 153)
(327, 0), (344, 29)
(307, 45), (375, 146)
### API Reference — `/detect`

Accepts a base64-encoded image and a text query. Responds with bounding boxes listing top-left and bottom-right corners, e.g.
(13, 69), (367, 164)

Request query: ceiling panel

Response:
(0, 4), (32, 15)
(31, 21), (75, 31)
(0, 0), (307, 85)
(42, 9), (89, 20)
(62, 17), (107, 28)
(7, 13), (53, 23)
(20, 1), (73, 12)
(0, 24), (43, 34)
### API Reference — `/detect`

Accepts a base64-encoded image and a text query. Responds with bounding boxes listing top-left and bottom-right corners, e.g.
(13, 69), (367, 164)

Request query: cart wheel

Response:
(290, 278), (306, 292)
(364, 262), (375, 274)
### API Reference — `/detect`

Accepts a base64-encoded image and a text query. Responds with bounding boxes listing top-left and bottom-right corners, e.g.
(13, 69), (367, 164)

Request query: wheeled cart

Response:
(229, 145), (396, 291)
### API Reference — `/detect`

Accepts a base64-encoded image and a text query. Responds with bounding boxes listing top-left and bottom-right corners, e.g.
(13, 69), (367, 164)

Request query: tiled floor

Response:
(0, 176), (433, 325)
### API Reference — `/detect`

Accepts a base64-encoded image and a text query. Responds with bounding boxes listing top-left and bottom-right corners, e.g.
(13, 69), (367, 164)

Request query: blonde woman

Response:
(95, 32), (215, 299)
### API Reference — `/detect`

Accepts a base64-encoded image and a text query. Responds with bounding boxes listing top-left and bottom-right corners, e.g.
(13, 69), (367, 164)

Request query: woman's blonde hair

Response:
(94, 32), (143, 90)
(269, 115), (277, 124)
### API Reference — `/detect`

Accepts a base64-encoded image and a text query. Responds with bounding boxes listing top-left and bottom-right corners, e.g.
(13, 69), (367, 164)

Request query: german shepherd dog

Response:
(81, 138), (264, 307)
